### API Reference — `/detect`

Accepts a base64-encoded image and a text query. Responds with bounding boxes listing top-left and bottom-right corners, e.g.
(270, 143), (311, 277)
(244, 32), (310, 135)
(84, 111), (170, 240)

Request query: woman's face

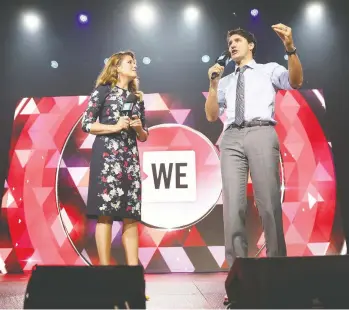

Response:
(117, 55), (137, 79)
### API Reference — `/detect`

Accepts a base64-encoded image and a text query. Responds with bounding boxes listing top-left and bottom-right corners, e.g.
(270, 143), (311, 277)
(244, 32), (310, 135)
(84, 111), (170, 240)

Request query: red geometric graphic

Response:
(0, 89), (338, 274)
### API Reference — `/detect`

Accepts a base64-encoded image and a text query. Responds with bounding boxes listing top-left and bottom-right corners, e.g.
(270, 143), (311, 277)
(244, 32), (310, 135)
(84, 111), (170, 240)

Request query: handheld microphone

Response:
(121, 93), (138, 118)
(211, 50), (231, 80)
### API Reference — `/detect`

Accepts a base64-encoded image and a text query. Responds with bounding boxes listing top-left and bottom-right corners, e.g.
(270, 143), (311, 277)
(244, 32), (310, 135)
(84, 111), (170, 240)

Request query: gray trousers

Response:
(220, 125), (286, 268)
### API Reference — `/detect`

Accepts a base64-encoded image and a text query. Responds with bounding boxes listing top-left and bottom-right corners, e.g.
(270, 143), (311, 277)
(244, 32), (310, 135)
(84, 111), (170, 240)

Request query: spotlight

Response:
(184, 6), (200, 22)
(22, 12), (41, 32)
(78, 13), (88, 24)
(143, 57), (151, 65)
(132, 4), (156, 27)
(104, 58), (109, 64)
(51, 61), (59, 68)
(250, 9), (259, 17)
(305, 2), (323, 19)
(201, 55), (210, 63)
(284, 55), (288, 60)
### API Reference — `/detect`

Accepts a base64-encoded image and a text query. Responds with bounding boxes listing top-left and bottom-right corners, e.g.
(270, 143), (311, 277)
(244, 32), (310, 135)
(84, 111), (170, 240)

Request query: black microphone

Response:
(121, 93), (138, 118)
(211, 50), (231, 80)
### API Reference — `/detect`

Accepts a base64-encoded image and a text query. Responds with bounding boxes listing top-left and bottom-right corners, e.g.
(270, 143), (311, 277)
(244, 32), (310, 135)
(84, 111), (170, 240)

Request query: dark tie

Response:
(235, 66), (247, 126)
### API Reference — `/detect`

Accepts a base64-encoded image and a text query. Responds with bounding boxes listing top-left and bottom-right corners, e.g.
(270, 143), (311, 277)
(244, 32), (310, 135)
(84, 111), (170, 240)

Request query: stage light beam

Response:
(201, 55), (210, 63)
(143, 57), (151, 65)
(306, 2), (323, 19)
(132, 4), (156, 27)
(184, 6), (200, 23)
(22, 12), (41, 32)
(78, 14), (88, 24)
(251, 9), (259, 17)
(51, 61), (59, 69)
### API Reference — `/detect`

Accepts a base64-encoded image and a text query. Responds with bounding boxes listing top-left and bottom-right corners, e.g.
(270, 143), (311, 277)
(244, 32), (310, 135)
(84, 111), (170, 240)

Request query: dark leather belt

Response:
(226, 120), (274, 129)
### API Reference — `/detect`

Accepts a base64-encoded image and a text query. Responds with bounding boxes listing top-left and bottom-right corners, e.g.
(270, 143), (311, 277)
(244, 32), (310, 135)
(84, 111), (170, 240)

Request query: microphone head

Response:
(215, 50), (231, 67)
(122, 92), (138, 117)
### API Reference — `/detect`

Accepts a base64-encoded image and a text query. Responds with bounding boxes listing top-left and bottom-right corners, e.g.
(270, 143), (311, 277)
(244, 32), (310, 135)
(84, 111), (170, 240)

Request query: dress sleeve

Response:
(139, 101), (148, 133)
(81, 85), (109, 133)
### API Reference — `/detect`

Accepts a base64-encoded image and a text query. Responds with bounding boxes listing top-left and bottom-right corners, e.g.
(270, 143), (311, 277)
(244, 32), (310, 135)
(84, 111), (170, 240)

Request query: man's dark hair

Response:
(227, 28), (257, 56)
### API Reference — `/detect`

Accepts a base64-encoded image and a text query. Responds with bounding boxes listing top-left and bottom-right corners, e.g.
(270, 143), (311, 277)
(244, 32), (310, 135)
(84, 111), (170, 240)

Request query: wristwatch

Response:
(286, 47), (297, 56)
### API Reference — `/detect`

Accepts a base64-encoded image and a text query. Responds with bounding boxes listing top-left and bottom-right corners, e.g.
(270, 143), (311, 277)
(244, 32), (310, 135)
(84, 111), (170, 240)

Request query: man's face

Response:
(228, 34), (254, 62)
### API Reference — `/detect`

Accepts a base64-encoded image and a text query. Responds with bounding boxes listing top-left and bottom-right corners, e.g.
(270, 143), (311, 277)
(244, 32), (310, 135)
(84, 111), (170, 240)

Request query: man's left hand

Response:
(272, 23), (295, 51)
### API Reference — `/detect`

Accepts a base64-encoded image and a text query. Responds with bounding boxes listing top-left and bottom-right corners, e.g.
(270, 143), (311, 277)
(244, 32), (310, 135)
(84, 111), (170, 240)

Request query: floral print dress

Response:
(81, 84), (147, 222)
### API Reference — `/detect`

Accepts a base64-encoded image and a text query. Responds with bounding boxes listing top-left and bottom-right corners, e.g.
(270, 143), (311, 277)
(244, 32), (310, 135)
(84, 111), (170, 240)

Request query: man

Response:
(205, 24), (303, 299)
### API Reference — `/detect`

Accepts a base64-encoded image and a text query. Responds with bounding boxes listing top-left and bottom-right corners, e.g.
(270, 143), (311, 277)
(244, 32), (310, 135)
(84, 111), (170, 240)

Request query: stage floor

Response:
(0, 272), (228, 309)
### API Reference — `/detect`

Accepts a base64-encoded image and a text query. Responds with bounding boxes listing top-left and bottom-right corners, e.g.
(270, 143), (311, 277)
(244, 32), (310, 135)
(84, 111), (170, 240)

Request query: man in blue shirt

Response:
(205, 24), (303, 275)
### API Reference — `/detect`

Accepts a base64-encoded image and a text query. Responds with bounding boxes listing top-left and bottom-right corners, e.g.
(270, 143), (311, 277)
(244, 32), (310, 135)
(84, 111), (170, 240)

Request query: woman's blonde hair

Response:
(95, 50), (137, 92)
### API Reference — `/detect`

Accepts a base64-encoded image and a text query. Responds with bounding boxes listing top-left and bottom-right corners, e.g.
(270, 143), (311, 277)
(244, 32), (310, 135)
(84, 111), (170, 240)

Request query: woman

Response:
(81, 51), (148, 267)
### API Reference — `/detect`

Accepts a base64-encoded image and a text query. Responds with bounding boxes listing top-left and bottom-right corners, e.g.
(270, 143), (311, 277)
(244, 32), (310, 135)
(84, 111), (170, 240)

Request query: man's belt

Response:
(226, 120), (274, 129)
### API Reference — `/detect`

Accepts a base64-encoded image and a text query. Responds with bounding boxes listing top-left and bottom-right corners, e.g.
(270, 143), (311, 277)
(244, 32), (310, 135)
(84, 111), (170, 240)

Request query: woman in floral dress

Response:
(81, 51), (148, 267)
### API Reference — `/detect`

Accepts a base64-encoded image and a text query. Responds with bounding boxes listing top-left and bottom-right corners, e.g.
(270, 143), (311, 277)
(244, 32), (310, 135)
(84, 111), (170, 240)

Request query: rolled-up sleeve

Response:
(81, 85), (109, 133)
(270, 63), (294, 90)
(217, 80), (227, 116)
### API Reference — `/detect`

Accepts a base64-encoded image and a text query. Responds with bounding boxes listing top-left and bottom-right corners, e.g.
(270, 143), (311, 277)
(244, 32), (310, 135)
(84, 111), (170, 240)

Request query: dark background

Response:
(1, 0), (349, 246)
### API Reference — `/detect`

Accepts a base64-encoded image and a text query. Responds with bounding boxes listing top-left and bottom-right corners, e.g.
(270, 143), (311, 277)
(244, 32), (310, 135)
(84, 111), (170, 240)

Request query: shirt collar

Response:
(234, 59), (257, 74)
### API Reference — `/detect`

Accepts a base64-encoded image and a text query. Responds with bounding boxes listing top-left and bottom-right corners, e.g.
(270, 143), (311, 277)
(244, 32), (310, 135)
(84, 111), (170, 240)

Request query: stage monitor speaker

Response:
(23, 265), (146, 309)
(225, 255), (349, 309)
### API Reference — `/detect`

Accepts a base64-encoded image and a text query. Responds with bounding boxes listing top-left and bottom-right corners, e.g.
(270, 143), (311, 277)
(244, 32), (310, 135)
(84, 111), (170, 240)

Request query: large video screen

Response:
(0, 89), (338, 273)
